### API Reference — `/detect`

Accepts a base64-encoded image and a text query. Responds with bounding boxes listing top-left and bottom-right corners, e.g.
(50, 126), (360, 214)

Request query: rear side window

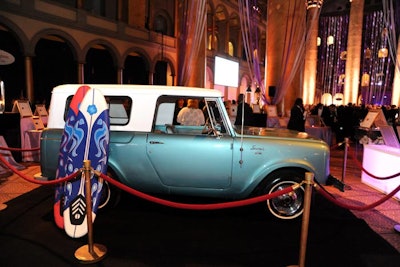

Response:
(64, 95), (132, 125)
(153, 95), (228, 135)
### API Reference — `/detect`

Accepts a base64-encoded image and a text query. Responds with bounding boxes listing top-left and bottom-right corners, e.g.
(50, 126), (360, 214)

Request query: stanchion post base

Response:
(0, 203), (7, 211)
(344, 184), (352, 191)
(75, 243), (107, 263)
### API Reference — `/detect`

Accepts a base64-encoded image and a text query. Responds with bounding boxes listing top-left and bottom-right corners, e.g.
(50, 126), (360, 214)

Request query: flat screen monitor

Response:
(214, 56), (239, 87)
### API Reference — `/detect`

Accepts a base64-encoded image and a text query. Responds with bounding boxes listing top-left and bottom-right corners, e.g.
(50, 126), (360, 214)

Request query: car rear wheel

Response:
(263, 170), (305, 219)
(98, 171), (121, 209)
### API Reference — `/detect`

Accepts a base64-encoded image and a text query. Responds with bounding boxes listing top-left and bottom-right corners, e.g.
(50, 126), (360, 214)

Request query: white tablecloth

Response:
(20, 117), (42, 162)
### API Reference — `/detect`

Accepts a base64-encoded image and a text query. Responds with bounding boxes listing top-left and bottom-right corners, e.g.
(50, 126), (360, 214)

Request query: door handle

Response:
(149, 141), (163, 144)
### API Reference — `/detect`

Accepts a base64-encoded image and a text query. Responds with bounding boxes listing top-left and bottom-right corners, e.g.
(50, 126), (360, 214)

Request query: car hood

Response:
(236, 126), (321, 141)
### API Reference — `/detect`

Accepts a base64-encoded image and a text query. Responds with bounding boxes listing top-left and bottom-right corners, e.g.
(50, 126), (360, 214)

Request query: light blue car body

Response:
(39, 84), (330, 217)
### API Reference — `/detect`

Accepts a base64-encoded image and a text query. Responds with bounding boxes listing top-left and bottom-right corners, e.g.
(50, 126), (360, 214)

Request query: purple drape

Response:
(272, 1), (307, 105)
(238, 0), (267, 103)
(177, 0), (206, 86)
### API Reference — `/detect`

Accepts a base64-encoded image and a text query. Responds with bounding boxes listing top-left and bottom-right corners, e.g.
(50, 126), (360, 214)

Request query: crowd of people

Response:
(307, 102), (399, 144)
(172, 94), (400, 145)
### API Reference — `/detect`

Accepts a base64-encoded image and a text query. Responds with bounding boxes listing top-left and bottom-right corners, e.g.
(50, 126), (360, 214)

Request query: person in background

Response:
(176, 98), (205, 126)
(287, 97), (306, 132)
(234, 93), (253, 126)
(173, 98), (185, 125)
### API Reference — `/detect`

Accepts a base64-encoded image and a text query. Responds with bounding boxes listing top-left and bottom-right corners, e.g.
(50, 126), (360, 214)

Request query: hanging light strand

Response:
(306, 0), (324, 10)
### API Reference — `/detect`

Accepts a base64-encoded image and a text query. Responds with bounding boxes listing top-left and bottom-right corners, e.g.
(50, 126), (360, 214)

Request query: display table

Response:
(0, 135), (26, 176)
(306, 126), (332, 145)
(22, 130), (42, 162)
(361, 144), (400, 201)
(266, 117), (288, 128)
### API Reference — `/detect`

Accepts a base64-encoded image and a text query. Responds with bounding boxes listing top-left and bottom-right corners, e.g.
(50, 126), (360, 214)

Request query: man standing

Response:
(234, 94), (253, 126)
(287, 98), (306, 132)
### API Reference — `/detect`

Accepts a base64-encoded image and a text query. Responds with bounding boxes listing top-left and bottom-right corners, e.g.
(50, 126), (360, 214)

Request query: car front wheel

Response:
(263, 170), (305, 219)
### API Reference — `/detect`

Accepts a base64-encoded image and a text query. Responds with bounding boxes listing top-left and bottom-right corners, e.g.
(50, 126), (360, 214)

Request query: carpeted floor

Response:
(0, 185), (399, 267)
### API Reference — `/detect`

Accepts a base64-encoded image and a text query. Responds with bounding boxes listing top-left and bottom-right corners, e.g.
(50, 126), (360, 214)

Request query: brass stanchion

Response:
(74, 160), (107, 263)
(288, 172), (314, 267)
(0, 203), (7, 211)
(341, 138), (352, 190)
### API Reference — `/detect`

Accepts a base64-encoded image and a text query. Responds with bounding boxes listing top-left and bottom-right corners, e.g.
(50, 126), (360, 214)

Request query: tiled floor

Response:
(0, 144), (399, 252)
(326, 143), (400, 252)
(0, 162), (40, 205)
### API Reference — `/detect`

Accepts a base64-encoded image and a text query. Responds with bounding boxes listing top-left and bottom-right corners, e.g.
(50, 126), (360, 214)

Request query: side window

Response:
(64, 95), (132, 125)
(155, 102), (175, 125)
(153, 95), (180, 134)
(153, 95), (228, 135)
(108, 96), (131, 125)
(153, 95), (206, 135)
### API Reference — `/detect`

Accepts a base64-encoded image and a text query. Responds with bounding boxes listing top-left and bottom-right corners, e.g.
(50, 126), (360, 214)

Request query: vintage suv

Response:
(38, 84), (330, 219)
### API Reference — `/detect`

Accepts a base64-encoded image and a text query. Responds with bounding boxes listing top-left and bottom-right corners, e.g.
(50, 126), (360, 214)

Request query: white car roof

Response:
(48, 84), (223, 131)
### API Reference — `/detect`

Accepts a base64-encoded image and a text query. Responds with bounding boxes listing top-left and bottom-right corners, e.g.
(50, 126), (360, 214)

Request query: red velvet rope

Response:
(316, 183), (400, 211)
(98, 172), (295, 210)
(1, 141), (398, 212)
(0, 154), (80, 185)
(0, 149), (296, 210)
(0, 146), (40, 152)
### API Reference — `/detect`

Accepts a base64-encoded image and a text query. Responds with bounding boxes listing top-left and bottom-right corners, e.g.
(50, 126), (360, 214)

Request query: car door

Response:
(146, 98), (233, 189)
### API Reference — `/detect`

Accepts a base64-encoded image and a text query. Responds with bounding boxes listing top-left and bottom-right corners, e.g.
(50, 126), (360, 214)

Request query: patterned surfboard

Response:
(54, 85), (91, 229)
(54, 88), (109, 238)
(63, 87), (110, 238)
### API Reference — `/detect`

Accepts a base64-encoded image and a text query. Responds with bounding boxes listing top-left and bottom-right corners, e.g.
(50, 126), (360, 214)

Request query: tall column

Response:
(391, 40), (400, 107)
(77, 0), (83, 9)
(117, 0), (123, 21)
(148, 71), (153, 85)
(117, 67), (123, 84)
(344, 0), (364, 105)
(24, 56), (34, 103)
(303, 0), (323, 105)
(78, 62), (84, 83)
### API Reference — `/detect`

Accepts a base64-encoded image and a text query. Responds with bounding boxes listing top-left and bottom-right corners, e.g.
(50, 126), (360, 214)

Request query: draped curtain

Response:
(177, 0), (207, 86)
(238, 0), (267, 103)
(238, 0), (308, 105)
(270, 1), (307, 105)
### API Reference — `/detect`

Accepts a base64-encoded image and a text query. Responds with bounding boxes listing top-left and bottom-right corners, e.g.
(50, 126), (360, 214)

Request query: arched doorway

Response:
(154, 60), (168, 85)
(85, 46), (116, 84)
(33, 36), (77, 106)
(123, 53), (148, 85)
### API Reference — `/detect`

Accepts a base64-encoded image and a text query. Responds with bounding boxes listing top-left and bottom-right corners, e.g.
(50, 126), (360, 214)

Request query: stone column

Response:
(391, 40), (400, 107)
(78, 62), (84, 83)
(302, 0), (323, 105)
(148, 71), (153, 85)
(117, 67), (123, 84)
(344, 0), (364, 105)
(77, 0), (83, 9)
(24, 56), (34, 103)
